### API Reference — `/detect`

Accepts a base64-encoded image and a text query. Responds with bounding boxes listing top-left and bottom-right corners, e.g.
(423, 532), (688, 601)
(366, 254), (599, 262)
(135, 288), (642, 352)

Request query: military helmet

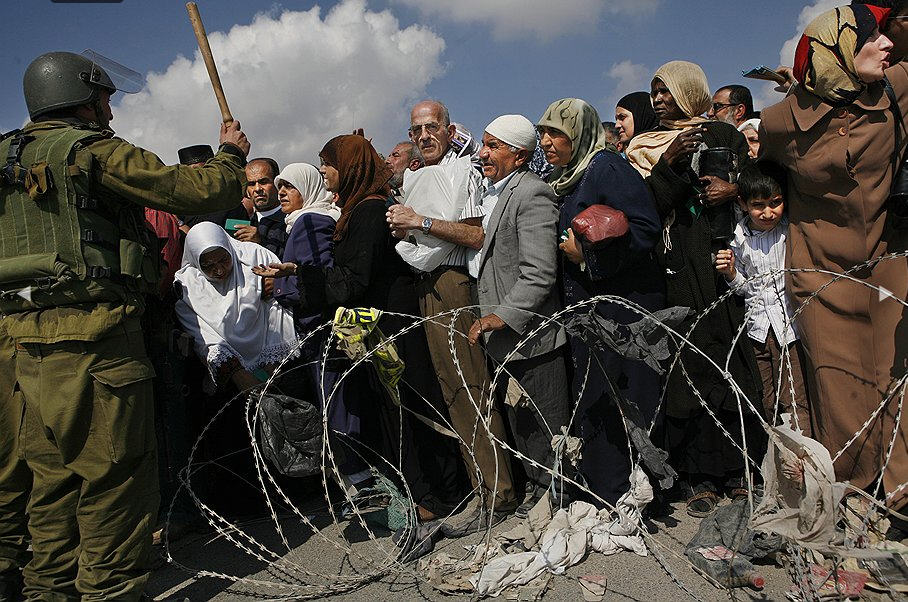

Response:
(23, 52), (116, 120)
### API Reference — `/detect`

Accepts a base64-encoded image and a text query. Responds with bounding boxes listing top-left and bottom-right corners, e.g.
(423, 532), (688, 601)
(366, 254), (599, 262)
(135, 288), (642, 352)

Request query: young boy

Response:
(715, 163), (811, 434)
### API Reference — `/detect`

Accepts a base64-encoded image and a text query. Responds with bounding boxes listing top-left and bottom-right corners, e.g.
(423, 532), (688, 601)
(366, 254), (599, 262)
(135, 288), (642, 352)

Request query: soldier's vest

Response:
(0, 123), (159, 313)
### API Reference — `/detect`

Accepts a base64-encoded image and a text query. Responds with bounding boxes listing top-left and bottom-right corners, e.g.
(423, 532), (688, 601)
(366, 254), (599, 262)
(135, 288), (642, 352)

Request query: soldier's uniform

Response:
(0, 52), (246, 600)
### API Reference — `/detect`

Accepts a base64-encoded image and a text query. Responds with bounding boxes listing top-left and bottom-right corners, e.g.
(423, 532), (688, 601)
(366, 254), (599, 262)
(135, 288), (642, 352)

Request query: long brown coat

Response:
(760, 64), (908, 508)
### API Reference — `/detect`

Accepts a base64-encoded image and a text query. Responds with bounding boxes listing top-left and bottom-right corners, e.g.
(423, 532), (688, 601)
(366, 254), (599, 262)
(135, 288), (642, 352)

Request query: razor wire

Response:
(154, 250), (908, 600)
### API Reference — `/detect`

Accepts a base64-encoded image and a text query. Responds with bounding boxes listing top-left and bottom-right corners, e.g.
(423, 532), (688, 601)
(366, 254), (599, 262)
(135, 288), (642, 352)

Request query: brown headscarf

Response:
(319, 135), (392, 241)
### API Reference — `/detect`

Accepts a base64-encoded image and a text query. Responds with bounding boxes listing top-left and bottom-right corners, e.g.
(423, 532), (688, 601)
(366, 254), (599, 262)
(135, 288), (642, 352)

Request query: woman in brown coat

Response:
(760, 3), (908, 511)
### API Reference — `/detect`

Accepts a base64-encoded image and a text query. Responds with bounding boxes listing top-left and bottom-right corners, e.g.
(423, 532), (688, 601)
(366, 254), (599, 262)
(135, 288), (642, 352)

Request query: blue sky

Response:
(1, 0), (835, 166)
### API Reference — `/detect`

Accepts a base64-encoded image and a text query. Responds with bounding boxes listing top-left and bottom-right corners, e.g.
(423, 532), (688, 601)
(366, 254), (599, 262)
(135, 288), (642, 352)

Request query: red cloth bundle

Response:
(571, 204), (629, 247)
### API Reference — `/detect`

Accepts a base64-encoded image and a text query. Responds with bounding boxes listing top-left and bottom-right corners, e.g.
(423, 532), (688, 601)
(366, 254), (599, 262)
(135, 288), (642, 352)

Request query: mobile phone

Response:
(742, 66), (787, 85)
(224, 218), (251, 232)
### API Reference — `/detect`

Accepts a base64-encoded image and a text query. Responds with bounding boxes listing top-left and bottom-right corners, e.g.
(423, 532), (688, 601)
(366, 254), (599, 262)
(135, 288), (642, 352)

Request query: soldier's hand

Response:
(220, 120), (251, 156)
(233, 224), (259, 243)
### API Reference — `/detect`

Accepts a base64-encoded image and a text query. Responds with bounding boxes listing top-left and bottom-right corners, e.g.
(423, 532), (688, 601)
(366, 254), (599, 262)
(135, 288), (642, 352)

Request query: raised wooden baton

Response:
(186, 2), (233, 124)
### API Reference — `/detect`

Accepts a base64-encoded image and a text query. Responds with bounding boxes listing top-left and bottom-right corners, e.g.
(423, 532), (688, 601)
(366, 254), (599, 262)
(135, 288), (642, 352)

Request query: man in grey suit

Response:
(465, 115), (570, 517)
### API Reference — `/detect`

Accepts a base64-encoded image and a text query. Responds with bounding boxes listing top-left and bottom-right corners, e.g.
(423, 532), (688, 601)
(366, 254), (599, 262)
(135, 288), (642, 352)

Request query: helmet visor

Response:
(81, 49), (144, 94)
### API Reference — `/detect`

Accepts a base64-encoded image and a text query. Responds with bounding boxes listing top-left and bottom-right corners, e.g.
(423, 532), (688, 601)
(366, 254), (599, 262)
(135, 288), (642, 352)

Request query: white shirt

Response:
(728, 217), (798, 345)
(255, 206), (282, 221)
(467, 170), (518, 278)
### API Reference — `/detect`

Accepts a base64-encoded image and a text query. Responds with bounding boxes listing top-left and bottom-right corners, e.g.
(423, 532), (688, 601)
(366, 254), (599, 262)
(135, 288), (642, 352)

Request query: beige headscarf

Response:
(537, 98), (608, 196)
(625, 61), (712, 177)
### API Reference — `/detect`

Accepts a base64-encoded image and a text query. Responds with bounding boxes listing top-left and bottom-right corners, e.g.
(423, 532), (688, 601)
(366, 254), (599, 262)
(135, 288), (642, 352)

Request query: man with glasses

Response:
(386, 100), (518, 536)
(705, 84), (756, 127)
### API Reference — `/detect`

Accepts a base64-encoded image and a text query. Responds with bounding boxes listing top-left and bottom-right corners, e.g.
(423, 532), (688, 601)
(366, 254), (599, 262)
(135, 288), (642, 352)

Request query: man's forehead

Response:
(713, 89), (732, 101)
(246, 161), (273, 178)
(411, 104), (444, 124)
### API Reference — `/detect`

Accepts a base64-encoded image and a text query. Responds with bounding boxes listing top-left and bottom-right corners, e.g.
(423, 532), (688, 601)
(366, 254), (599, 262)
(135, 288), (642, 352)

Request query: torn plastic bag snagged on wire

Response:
(255, 391), (323, 477)
(750, 414), (846, 548)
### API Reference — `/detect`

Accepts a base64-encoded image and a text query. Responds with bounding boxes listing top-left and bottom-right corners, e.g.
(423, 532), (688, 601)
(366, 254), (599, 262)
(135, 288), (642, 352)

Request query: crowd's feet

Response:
(439, 495), (515, 538)
(682, 478), (757, 519)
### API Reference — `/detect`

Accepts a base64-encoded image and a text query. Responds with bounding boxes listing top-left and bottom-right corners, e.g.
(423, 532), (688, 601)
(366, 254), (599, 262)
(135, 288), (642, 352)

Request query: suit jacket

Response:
(477, 168), (566, 362)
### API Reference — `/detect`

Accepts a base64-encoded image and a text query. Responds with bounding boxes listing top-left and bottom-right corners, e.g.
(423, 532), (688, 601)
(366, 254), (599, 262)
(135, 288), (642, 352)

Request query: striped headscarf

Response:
(793, 4), (891, 104)
(537, 98), (608, 196)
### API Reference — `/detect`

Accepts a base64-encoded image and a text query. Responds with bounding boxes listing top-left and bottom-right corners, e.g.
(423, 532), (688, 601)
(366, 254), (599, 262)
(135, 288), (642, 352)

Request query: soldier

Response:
(0, 51), (250, 600)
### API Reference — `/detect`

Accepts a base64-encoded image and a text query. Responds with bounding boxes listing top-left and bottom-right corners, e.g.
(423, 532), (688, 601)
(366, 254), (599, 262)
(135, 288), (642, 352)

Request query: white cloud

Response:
(602, 60), (652, 118)
(391, 0), (659, 40)
(753, 0), (839, 111)
(112, 0), (445, 166)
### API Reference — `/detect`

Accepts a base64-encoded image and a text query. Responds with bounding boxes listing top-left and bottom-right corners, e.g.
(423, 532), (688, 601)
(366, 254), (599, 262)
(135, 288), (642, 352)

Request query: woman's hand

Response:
(697, 176), (738, 207)
(261, 277), (274, 299)
(252, 262), (297, 278)
(559, 228), (584, 264)
(774, 65), (797, 93)
(662, 127), (705, 167)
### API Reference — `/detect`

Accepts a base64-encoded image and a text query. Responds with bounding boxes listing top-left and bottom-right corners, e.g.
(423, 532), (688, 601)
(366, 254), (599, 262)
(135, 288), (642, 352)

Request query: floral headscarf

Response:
(793, 4), (891, 105)
(537, 98), (608, 196)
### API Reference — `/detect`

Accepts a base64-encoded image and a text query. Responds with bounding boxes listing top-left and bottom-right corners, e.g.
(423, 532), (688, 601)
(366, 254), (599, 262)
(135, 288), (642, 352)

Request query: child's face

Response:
(743, 195), (784, 232)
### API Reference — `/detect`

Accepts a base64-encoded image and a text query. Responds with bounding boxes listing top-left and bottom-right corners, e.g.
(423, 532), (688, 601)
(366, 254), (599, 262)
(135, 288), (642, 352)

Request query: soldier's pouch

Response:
(89, 355), (156, 463)
(24, 162), (53, 200)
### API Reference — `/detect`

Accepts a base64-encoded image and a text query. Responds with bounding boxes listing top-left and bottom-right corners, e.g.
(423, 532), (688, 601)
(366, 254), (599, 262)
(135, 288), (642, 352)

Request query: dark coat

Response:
(274, 212), (334, 337)
(648, 121), (761, 419)
(251, 209), (290, 258)
(559, 150), (666, 504)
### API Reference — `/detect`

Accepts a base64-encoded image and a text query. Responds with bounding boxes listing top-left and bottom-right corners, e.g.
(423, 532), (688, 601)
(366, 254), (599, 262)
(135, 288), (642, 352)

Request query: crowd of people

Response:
(1, 0), (907, 600)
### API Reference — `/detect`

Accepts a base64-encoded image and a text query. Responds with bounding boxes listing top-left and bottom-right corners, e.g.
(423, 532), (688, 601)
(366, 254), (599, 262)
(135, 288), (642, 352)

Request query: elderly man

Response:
(386, 100), (517, 535)
(705, 84), (756, 127)
(386, 141), (424, 194)
(467, 115), (569, 517)
(234, 158), (287, 257)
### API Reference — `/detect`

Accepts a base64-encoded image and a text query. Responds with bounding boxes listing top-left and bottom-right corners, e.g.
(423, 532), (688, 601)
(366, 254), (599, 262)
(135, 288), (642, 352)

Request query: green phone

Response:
(224, 218), (251, 232)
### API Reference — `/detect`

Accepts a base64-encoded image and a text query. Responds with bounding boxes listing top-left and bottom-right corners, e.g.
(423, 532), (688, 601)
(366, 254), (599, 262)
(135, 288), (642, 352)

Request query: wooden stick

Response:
(186, 2), (233, 124)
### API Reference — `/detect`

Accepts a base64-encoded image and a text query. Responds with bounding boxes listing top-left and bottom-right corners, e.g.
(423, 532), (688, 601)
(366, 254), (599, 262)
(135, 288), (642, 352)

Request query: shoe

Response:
(440, 496), (514, 538)
(515, 485), (545, 520)
(686, 491), (719, 518)
(339, 483), (390, 520)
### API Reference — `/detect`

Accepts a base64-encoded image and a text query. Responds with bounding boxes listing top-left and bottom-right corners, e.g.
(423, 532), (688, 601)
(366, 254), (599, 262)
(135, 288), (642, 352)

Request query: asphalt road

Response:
(145, 490), (798, 602)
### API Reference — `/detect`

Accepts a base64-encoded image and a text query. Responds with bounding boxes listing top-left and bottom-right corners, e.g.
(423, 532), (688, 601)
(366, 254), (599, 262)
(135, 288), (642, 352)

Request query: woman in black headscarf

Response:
(615, 91), (659, 152)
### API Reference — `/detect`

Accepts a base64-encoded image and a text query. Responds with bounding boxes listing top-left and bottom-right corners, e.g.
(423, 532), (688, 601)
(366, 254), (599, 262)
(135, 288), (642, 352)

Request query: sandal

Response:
(728, 487), (749, 502)
(686, 491), (719, 518)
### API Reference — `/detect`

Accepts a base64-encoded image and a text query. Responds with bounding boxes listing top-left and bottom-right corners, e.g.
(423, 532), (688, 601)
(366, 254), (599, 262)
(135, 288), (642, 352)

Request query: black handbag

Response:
(883, 78), (908, 228)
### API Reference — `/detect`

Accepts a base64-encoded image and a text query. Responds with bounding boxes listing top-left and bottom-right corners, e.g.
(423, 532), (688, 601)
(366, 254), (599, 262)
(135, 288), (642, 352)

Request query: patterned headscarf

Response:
(319, 135), (392, 241)
(537, 98), (608, 196)
(793, 4), (891, 105)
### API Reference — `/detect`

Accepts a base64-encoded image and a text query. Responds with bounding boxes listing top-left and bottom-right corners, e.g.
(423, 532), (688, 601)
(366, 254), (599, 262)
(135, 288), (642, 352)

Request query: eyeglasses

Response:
(408, 122), (441, 137)
(711, 102), (738, 113)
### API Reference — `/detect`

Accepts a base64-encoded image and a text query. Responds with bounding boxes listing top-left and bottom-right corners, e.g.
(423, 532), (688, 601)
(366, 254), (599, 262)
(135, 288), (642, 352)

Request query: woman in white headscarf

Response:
(271, 163), (339, 329)
(174, 222), (298, 390)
